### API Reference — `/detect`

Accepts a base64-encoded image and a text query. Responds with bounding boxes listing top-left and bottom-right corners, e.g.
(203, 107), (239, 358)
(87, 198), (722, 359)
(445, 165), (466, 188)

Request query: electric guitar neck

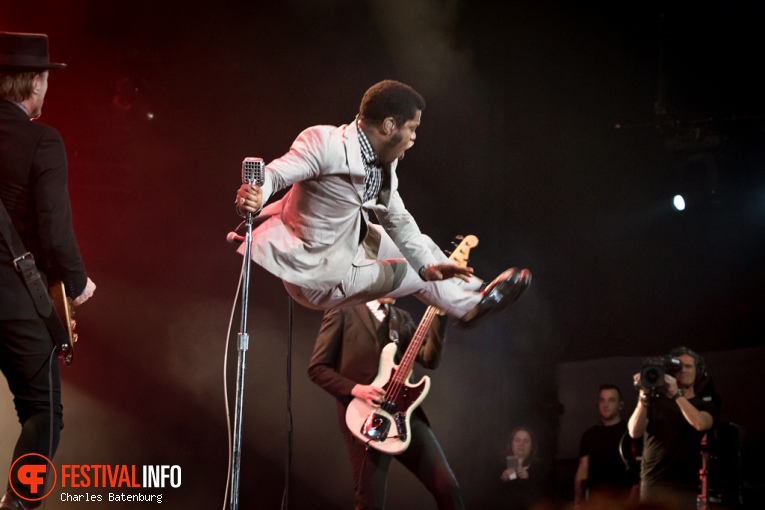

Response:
(345, 235), (478, 454)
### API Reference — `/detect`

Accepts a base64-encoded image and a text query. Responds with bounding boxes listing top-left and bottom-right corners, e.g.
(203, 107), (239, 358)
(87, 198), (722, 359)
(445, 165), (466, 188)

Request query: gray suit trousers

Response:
(283, 227), (482, 319)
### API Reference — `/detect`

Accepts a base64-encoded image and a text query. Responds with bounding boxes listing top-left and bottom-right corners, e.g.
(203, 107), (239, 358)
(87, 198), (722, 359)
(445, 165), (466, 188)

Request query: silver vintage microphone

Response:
(241, 157), (264, 227)
(242, 157), (265, 187)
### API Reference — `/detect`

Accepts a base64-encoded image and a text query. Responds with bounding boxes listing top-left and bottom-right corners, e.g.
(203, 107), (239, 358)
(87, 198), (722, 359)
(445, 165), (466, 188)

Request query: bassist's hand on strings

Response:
(352, 384), (385, 407)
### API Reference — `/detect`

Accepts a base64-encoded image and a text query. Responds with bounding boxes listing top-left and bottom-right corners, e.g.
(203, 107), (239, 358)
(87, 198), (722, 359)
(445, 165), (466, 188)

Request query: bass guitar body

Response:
(345, 342), (430, 455)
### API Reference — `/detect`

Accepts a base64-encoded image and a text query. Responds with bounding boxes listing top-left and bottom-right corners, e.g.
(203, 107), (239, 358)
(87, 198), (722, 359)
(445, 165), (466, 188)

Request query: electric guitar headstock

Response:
(446, 235), (479, 267)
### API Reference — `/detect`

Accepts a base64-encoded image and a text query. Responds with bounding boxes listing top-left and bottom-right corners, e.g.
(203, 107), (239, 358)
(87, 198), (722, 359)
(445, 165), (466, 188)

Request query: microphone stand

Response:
(231, 211), (253, 510)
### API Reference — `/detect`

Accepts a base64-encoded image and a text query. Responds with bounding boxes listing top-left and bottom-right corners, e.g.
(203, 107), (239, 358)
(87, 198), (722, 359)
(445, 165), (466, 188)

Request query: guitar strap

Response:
(386, 305), (401, 344)
(0, 196), (53, 317)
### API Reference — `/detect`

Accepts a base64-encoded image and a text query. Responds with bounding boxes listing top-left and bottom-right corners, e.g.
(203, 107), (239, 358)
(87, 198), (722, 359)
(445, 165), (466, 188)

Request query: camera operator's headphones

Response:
(669, 346), (707, 379)
(668, 346), (715, 398)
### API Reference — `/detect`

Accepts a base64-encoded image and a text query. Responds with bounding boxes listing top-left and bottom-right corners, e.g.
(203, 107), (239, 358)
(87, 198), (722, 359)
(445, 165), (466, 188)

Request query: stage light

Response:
(660, 123), (720, 213)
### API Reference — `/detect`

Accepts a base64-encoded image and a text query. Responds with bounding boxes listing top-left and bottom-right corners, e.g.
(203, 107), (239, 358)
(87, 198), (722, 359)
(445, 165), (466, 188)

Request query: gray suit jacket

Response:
(241, 120), (440, 290)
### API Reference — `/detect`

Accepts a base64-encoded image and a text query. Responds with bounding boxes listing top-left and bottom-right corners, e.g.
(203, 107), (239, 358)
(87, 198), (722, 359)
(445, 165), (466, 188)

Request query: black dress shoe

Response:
(0, 492), (32, 510)
(460, 267), (531, 328)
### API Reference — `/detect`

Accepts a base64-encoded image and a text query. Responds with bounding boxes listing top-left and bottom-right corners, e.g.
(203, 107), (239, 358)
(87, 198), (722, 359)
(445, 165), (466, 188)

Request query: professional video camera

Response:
(639, 356), (682, 398)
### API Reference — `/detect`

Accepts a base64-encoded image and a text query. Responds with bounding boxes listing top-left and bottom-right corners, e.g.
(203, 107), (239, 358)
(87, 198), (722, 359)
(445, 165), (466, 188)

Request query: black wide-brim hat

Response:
(0, 32), (66, 71)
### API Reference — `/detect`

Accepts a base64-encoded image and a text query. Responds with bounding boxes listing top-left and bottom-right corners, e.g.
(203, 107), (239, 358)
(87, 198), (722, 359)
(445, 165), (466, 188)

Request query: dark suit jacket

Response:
(307, 303), (448, 409)
(0, 99), (87, 319)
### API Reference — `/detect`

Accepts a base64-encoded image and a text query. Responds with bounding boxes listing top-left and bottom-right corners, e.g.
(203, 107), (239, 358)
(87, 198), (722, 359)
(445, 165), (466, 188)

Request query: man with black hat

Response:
(1, 31), (96, 509)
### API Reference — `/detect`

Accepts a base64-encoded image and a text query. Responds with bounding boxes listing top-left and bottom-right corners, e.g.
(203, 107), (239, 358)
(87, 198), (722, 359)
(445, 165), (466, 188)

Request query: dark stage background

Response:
(2, 1), (764, 508)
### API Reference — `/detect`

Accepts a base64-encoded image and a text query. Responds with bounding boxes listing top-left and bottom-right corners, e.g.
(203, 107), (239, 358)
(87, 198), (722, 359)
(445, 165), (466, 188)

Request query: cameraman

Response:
(628, 347), (717, 509)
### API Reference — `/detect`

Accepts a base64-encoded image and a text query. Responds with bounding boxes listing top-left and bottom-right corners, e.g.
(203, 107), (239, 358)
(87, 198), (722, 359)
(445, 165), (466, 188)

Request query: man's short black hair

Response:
(598, 384), (623, 401)
(359, 80), (425, 127)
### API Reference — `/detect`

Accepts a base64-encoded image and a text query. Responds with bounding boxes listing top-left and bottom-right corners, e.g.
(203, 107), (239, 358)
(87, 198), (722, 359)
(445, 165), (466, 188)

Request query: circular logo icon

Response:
(8, 453), (57, 502)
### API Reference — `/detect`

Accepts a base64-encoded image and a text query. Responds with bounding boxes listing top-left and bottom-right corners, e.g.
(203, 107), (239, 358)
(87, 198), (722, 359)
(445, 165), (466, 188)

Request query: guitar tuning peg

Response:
(455, 235), (464, 240)
(444, 250), (453, 256)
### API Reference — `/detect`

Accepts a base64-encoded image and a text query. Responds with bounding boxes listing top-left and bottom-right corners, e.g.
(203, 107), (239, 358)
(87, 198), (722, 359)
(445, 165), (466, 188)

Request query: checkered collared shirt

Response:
(357, 123), (383, 203)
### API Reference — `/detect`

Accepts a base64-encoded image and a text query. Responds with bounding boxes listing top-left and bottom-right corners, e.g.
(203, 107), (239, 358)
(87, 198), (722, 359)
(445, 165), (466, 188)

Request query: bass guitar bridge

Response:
(361, 412), (391, 442)
(359, 410), (409, 444)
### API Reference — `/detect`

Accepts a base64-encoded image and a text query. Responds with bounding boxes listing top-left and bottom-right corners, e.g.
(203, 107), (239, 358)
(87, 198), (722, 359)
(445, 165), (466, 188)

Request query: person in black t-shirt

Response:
(628, 347), (717, 510)
(574, 384), (638, 506)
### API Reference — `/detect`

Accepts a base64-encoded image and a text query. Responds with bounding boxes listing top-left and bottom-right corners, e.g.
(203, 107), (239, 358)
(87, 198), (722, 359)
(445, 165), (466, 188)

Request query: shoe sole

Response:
(491, 268), (531, 312)
(459, 268), (531, 328)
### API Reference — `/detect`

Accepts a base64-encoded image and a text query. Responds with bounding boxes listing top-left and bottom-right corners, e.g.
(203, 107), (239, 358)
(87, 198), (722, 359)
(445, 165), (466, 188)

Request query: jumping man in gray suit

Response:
(235, 80), (530, 325)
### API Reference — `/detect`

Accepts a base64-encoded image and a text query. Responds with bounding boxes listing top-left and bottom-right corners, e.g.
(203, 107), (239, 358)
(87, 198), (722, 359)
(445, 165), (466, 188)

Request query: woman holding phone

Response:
(500, 426), (548, 509)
